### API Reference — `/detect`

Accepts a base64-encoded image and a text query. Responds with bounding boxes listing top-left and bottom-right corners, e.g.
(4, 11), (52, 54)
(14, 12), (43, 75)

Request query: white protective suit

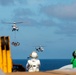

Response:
(26, 51), (40, 72)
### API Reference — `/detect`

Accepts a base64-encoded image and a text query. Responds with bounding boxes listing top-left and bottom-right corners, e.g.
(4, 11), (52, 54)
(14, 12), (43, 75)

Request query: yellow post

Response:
(2, 37), (7, 73)
(0, 36), (12, 73)
(0, 37), (2, 70)
(6, 36), (12, 73)
(7, 50), (12, 73)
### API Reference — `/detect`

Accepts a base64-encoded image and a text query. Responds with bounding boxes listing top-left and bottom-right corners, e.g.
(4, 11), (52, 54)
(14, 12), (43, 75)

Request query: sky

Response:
(0, 0), (76, 59)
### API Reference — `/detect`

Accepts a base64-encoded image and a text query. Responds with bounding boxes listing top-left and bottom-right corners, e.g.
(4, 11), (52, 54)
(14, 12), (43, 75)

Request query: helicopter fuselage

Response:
(12, 24), (19, 31)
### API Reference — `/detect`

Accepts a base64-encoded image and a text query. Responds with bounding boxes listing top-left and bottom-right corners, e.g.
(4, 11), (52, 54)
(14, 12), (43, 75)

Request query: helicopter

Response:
(1, 21), (23, 46)
(10, 22), (23, 31)
(1, 21), (28, 47)
(11, 22), (24, 31)
(35, 45), (44, 52)
(12, 23), (19, 31)
(1, 21), (23, 31)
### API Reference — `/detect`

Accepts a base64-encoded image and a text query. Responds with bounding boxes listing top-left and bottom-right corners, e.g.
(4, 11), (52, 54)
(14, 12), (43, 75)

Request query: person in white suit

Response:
(26, 51), (40, 72)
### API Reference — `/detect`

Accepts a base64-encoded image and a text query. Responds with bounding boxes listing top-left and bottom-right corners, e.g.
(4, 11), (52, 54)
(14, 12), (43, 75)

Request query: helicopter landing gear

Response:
(12, 28), (19, 31)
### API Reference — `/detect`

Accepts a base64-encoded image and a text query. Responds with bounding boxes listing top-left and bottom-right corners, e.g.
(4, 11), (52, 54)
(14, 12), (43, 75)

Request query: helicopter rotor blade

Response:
(1, 21), (24, 24)
(14, 22), (24, 24)
(1, 21), (13, 24)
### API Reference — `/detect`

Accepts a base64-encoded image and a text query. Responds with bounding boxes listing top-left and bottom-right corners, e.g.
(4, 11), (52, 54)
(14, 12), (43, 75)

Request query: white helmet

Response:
(30, 51), (38, 58)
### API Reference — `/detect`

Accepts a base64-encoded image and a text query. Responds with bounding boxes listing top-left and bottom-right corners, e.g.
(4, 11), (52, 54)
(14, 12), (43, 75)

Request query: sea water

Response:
(13, 59), (71, 71)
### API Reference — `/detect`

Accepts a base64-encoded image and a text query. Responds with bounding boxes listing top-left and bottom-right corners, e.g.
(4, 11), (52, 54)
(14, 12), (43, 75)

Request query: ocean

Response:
(13, 59), (71, 71)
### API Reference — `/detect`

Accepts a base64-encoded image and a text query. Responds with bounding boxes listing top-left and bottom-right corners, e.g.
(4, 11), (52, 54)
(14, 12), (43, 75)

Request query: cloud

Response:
(55, 23), (76, 36)
(16, 0), (27, 5)
(12, 8), (36, 22)
(13, 8), (41, 26)
(24, 18), (39, 26)
(39, 1), (76, 36)
(14, 8), (35, 18)
(0, 0), (15, 6)
(39, 19), (57, 27)
(12, 17), (39, 27)
(0, 0), (27, 6)
(40, 1), (76, 20)
(39, 19), (76, 36)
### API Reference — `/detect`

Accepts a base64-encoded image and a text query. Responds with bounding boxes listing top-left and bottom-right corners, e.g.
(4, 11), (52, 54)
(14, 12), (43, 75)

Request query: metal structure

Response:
(0, 36), (12, 73)
(0, 36), (25, 73)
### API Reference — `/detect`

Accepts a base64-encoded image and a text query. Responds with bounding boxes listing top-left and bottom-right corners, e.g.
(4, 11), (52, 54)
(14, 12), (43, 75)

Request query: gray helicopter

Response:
(11, 22), (24, 31)
(1, 21), (23, 31)
(35, 45), (44, 52)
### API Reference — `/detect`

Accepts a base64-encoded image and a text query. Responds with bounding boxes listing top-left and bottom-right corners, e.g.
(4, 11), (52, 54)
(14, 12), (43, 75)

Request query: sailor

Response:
(26, 51), (40, 72)
(71, 50), (76, 68)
